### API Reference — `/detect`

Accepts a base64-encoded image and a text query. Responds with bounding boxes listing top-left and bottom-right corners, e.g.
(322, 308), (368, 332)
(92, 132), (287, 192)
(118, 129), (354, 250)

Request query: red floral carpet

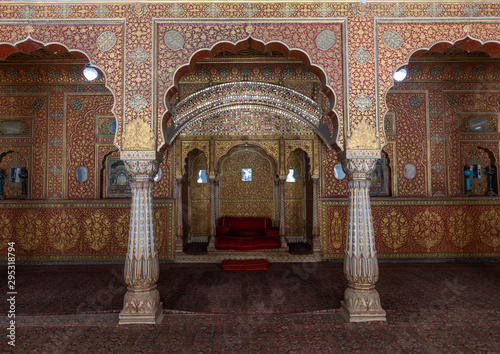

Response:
(1, 262), (499, 352)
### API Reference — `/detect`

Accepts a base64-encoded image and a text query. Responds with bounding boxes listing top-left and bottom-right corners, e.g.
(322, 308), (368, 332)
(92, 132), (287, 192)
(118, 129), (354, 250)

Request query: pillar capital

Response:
(338, 150), (381, 180)
(121, 151), (161, 180)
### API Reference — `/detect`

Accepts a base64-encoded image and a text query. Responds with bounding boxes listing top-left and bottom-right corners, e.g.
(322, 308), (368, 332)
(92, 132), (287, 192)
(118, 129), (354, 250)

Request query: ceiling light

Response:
(83, 64), (98, 81)
(393, 68), (407, 82)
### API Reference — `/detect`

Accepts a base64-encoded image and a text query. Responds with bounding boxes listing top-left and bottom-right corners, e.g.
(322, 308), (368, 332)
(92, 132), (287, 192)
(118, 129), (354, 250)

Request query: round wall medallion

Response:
(48, 67), (59, 78)
(164, 30), (184, 51)
(97, 31), (117, 51)
(316, 30), (336, 51)
(76, 166), (88, 183)
(32, 98), (45, 110)
(382, 30), (402, 50)
(404, 164), (416, 179)
(70, 98), (83, 111)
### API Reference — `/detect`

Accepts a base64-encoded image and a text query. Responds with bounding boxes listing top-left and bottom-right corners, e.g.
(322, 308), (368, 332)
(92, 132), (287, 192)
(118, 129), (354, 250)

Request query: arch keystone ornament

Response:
(119, 156), (163, 325)
(339, 152), (386, 322)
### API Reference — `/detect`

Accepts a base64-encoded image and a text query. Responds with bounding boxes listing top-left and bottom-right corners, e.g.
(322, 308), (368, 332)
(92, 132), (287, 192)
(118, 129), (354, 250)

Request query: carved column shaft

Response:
(208, 177), (216, 250)
(312, 176), (320, 250)
(176, 177), (183, 249)
(214, 176), (220, 223)
(274, 177), (280, 228)
(340, 157), (386, 322)
(279, 178), (288, 249)
(187, 180), (192, 243)
(119, 159), (163, 325)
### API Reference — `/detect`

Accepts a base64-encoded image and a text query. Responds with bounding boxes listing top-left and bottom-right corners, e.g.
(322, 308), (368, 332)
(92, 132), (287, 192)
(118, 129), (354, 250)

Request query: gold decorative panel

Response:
(219, 149), (274, 220)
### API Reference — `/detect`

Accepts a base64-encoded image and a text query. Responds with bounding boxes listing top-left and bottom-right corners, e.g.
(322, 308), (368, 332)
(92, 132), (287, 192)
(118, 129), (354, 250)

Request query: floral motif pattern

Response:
(49, 211), (79, 251)
(206, 4), (221, 17)
(390, 4), (405, 17)
(479, 209), (500, 251)
(427, 4), (442, 17)
(94, 5), (109, 17)
(84, 212), (111, 251)
(130, 94), (147, 112)
(169, 4), (183, 17)
(449, 209), (474, 251)
(280, 4), (294, 17)
(353, 47), (370, 66)
(413, 209), (444, 252)
(354, 93), (371, 111)
(130, 48), (148, 66)
(381, 210), (408, 252)
(56, 5), (72, 18)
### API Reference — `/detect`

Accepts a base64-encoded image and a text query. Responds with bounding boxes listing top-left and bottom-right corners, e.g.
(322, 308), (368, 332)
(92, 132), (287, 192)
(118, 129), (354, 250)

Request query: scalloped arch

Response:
(0, 38), (119, 147)
(162, 36), (339, 150)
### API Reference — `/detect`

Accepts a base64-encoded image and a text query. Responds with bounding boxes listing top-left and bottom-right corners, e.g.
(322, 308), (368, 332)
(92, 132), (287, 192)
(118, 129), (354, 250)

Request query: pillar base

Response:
(340, 287), (386, 322)
(207, 235), (216, 251)
(118, 289), (164, 325)
(312, 237), (321, 252)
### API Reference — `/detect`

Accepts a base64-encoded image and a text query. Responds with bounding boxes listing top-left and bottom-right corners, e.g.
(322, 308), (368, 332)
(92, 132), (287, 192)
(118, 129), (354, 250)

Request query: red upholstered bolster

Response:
(216, 226), (230, 235)
(265, 228), (279, 237)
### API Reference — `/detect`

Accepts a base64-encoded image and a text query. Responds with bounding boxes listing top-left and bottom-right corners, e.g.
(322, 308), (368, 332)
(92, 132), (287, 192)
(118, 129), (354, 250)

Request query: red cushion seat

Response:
(215, 216), (281, 251)
(216, 236), (281, 251)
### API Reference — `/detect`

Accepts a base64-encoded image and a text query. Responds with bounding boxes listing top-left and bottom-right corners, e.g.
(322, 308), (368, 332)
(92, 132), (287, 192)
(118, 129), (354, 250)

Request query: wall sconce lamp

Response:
(393, 68), (407, 82)
(83, 63), (98, 81)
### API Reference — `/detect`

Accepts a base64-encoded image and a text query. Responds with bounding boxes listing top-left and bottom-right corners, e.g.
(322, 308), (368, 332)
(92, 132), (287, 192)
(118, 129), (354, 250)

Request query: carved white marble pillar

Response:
(339, 157), (386, 322)
(175, 177), (183, 250)
(279, 178), (288, 250)
(207, 176), (216, 251)
(119, 159), (163, 325)
(311, 176), (320, 251)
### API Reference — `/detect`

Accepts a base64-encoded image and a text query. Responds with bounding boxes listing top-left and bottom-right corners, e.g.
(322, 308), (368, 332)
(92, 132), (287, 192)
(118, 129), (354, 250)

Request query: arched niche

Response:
(0, 37), (121, 147)
(378, 26), (500, 146)
(182, 149), (210, 242)
(381, 33), (500, 197)
(0, 150), (30, 199)
(0, 38), (117, 200)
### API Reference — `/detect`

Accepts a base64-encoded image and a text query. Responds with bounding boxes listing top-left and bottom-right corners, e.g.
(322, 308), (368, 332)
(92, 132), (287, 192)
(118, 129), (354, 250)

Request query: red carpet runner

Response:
(221, 259), (269, 270)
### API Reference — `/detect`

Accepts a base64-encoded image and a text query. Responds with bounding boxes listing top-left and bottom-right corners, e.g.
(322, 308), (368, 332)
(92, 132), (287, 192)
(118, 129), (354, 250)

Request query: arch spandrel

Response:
(375, 19), (500, 148)
(0, 21), (125, 149)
